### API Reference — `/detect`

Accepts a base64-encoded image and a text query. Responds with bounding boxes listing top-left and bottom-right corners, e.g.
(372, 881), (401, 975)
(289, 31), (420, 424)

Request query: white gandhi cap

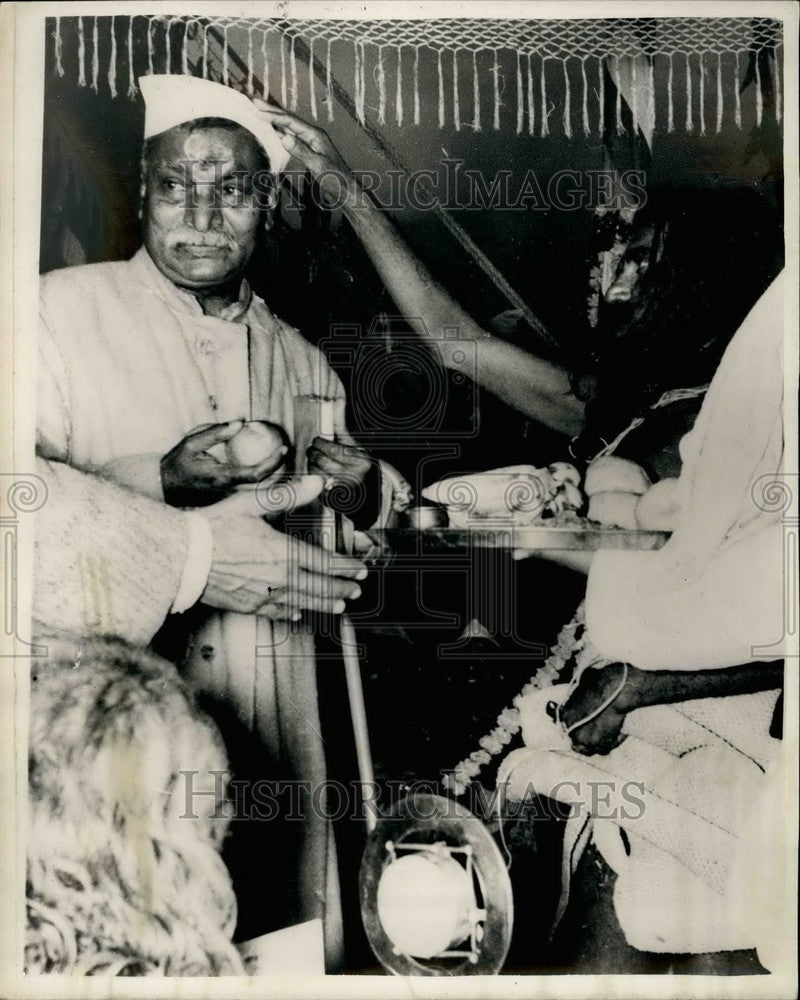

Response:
(139, 74), (290, 173)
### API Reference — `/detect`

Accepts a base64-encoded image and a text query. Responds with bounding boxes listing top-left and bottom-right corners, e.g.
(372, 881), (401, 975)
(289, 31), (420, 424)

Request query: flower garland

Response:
(443, 602), (587, 796)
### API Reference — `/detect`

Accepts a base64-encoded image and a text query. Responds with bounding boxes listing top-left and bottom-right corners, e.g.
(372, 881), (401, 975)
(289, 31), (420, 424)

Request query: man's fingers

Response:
(288, 534), (367, 580)
(293, 568), (363, 604)
(256, 474), (325, 514)
(307, 451), (344, 477)
(184, 420), (244, 453)
(256, 602), (303, 622)
(255, 105), (323, 144)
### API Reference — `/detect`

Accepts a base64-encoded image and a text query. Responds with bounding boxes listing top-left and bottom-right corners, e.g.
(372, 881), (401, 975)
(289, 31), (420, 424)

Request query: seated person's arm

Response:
(560, 659), (784, 756)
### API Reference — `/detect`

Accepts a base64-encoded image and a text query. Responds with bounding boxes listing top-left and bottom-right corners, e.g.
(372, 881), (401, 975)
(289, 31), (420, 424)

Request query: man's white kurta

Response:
(39, 247), (355, 965)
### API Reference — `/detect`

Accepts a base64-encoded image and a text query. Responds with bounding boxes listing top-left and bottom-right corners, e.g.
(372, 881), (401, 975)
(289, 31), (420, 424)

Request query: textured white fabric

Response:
(500, 686), (781, 952)
(586, 273), (785, 670)
(33, 457), (190, 645)
(139, 74), (290, 172)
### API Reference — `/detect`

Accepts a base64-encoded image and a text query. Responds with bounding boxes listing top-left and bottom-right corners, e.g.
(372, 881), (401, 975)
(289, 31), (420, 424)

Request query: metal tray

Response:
(377, 525), (670, 552)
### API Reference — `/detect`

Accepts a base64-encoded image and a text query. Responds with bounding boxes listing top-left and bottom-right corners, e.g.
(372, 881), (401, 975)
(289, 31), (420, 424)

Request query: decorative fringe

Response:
(290, 35), (298, 110)
(581, 57), (589, 136)
(354, 41), (366, 126)
(326, 40), (334, 121)
(540, 57), (549, 137)
(181, 19), (190, 75)
(49, 17), (783, 140)
(261, 30), (269, 100)
(734, 50), (742, 128)
(309, 37), (317, 118)
(473, 51), (481, 131)
(54, 16), (65, 77)
(699, 51), (705, 135)
(413, 47), (420, 125)
(280, 35), (287, 106)
(377, 45), (386, 125)
(246, 27), (254, 96)
(527, 53), (534, 136)
(755, 50), (762, 126)
(667, 52), (674, 132)
(395, 47), (402, 126)
(437, 49), (444, 128)
(127, 17), (135, 96)
(685, 52), (692, 132)
(107, 16), (117, 96)
(91, 17), (99, 92)
(493, 50), (500, 130)
(597, 56), (604, 136)
(453, 50), (460, 131)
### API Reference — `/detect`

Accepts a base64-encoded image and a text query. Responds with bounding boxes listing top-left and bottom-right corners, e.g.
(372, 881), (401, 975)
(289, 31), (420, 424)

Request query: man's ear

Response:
(138, 179), (147, 221)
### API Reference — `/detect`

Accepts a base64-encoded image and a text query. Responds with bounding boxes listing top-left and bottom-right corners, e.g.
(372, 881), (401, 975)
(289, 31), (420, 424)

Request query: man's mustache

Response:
(167, 234), (235, 250)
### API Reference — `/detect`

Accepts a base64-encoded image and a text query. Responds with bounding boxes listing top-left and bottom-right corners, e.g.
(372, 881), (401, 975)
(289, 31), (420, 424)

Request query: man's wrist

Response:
(614, 663), (648, 713)
(171, 511), (214, 613)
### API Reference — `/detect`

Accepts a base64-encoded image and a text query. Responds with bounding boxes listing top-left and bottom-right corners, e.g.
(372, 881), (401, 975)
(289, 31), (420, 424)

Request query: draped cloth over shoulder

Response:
(499, 274), (787, 956)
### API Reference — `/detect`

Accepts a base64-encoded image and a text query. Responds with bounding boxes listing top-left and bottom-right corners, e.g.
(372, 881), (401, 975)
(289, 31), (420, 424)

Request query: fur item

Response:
(26, 637), (244, 975)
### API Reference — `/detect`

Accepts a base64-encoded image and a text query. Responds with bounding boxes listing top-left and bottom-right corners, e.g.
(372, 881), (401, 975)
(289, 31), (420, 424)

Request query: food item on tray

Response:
(587, 490), (640, 530)
(584, 456), (651, 497)
(421, 463), (583, 527)
(635, 477), (682, 531)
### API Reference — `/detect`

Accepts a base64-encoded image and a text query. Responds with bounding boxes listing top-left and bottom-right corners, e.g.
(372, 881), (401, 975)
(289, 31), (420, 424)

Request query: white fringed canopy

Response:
(51, 15), (783, 138)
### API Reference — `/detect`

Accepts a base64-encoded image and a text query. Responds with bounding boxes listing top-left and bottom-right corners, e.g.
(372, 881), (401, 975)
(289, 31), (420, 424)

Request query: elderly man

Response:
(37, 76), (404, 969)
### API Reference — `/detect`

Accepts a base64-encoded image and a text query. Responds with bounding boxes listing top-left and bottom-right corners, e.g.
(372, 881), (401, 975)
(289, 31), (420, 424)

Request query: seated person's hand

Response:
(553, 662), (634, 756)
(306, 437), (381, 529)
(161, 421), (287, 507)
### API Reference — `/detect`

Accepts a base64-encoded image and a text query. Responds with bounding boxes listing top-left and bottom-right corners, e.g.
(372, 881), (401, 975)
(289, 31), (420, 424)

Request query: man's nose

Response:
(605, 260), (640, 303)
(186, 192), (222, 232)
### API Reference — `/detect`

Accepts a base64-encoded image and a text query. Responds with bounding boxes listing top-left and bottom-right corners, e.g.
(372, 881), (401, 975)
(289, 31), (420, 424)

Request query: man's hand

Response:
(554, 663), (632, 756)
(161, 421), (287, 507)
(201, 489), (367, 618)
(307, 437), (380, 529)
(253, 104), (354, 205)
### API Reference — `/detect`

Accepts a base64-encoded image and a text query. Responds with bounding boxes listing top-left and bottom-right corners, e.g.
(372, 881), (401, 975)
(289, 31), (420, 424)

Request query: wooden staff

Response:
(317, 399), (377, 834)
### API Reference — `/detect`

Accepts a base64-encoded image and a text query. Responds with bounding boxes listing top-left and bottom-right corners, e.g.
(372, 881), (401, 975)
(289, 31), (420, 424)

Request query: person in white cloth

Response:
(37, 75), (407, 969)
(494, 272), (788, 966)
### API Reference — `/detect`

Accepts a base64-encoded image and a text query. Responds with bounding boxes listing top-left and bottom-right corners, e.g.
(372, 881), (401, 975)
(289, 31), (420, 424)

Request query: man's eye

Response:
(161, 179), (184, 193)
